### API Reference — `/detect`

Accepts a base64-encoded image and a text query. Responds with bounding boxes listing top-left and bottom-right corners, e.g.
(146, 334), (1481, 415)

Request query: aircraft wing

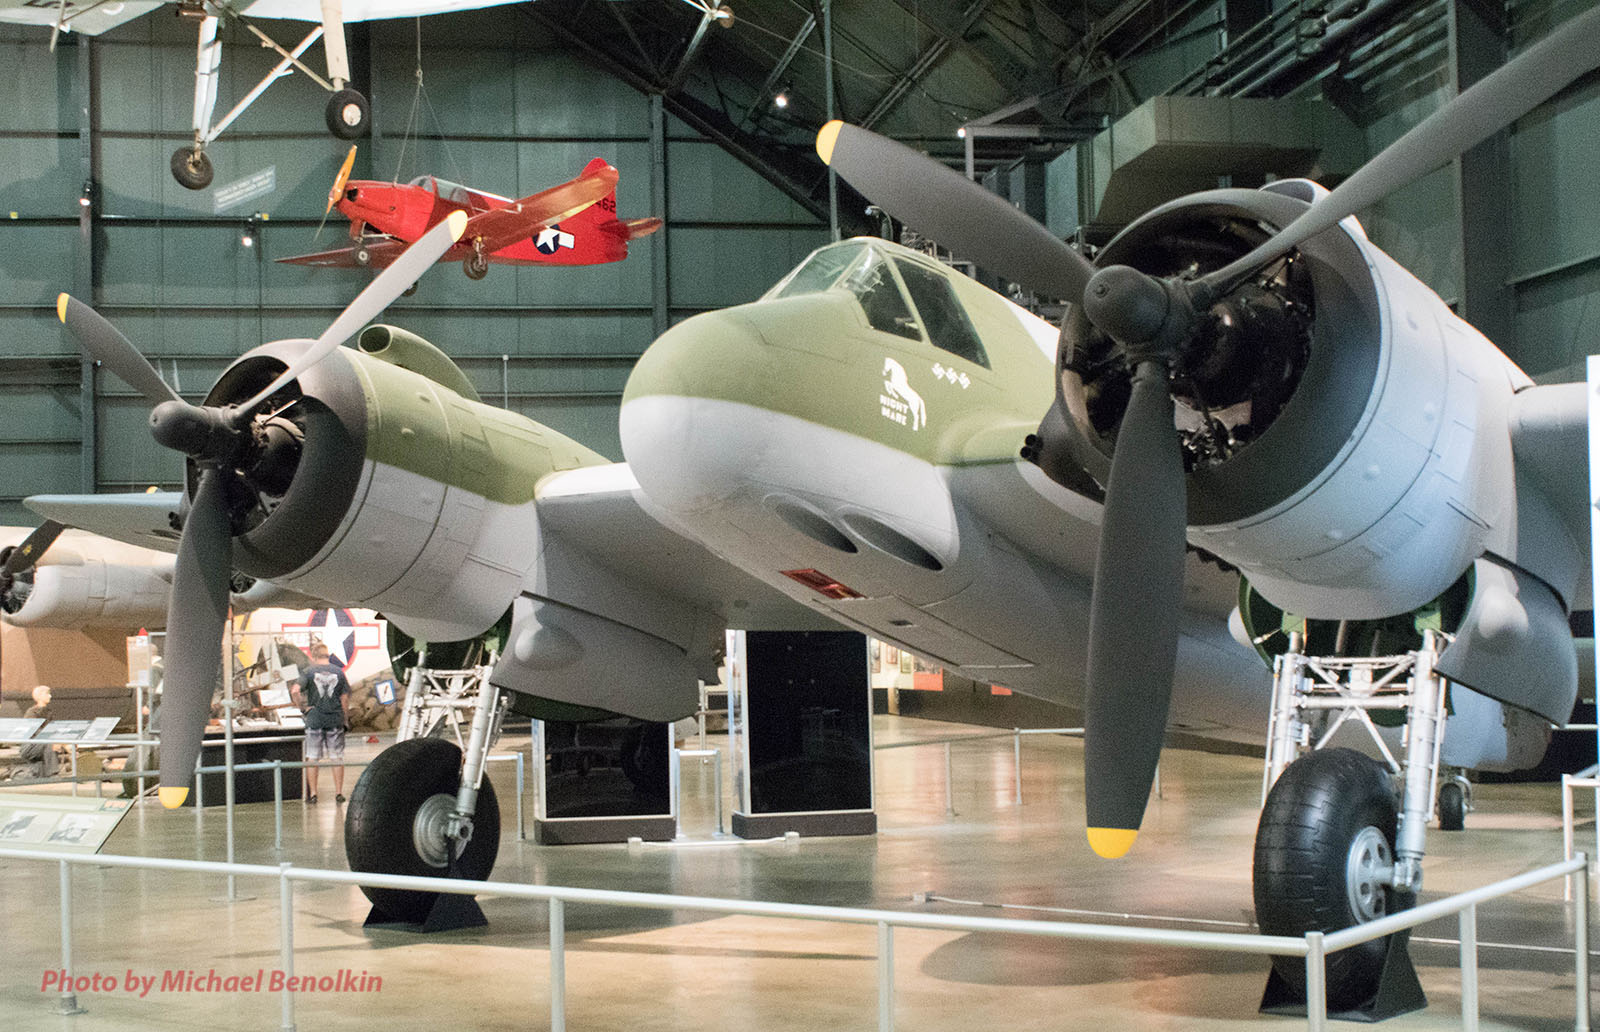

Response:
(457, 165), (620, 255)
(533, 464), (837, 632)
(277, 237), (410, 269)
(0, 1), (162, 35)
(236, 0), (527, 21)
(23, 492), (183, 555)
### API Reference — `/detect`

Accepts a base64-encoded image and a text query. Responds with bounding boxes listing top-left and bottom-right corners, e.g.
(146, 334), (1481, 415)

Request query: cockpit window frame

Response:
(763, 241), (992, 369)
(892, 256), (991, 369)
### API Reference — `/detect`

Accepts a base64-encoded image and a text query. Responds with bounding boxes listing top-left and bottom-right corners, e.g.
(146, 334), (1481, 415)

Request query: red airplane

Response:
(280, 152), (662, 280)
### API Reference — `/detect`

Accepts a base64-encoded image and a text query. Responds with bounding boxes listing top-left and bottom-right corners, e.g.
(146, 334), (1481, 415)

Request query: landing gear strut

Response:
(463, 238), (490, 280)
(346, 652), (506, 927)
(1252, 629), (1450, 1016)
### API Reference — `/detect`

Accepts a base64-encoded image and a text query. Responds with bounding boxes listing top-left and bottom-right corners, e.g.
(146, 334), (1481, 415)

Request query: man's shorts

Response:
(305, 727), (346, 762)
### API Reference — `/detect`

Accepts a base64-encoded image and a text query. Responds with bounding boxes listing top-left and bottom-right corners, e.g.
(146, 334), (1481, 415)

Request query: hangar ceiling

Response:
(525, 0), (1447, 223)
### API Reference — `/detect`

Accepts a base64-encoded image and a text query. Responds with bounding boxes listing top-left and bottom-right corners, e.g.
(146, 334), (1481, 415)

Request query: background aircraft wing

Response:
(236, 1), (527, 21)
(535, 464), (838, 631)
(459, 164), (620, 255)
(278, 237), (410, 269)
(24, 492), (183, 554)
(0, 1), (163, 35)
(1508, 380), (1593, 607)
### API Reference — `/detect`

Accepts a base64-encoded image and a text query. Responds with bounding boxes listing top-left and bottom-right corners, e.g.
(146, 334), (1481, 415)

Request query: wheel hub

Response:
(1346, 825), (1393, 922)
(412, 792), (457, 868)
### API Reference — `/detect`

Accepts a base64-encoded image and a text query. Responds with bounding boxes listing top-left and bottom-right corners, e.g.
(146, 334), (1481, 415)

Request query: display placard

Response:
(0, 794), (134, 854)
(0, 718), (45, 742)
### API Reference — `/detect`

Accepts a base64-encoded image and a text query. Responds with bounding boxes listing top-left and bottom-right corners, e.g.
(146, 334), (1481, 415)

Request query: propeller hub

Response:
(1082, 265), (1170, 348)
(150, 400), (245, 464)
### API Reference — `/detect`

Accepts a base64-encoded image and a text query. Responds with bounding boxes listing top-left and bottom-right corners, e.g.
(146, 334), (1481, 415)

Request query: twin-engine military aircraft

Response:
(22, 4), (1600, 1011)
(279, 152), (662, 280)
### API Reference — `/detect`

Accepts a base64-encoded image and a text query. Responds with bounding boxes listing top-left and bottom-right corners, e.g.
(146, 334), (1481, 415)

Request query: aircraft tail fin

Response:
(569, 159), (659, 241)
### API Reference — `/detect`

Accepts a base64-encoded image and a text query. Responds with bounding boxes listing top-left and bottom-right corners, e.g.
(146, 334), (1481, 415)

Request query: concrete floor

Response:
(0, 715), (1590, 1031)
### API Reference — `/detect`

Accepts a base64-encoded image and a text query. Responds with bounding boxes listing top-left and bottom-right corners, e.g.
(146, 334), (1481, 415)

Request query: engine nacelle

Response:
(3, 548), (172, 629)
(195, 326), (607, 643)
(1055, 183), (1526, 619)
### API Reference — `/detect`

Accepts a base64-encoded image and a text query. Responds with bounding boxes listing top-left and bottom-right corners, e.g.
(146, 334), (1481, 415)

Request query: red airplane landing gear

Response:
(464, 239), (490, 280)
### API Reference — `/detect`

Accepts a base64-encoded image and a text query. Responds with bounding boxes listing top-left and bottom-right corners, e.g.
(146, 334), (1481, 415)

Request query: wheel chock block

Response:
(1259, 929), (1426, 1022)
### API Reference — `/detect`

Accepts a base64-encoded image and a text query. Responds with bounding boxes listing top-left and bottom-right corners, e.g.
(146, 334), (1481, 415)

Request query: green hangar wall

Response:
(0, 9), (830, 525)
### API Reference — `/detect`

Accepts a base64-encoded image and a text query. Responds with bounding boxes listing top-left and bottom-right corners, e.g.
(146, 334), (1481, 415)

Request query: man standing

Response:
(293, 642), (349, 804)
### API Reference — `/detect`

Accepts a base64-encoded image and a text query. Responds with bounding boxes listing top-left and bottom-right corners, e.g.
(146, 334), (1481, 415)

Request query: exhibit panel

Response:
(728, 630), (876, 838)
(533, 717), (675, 844)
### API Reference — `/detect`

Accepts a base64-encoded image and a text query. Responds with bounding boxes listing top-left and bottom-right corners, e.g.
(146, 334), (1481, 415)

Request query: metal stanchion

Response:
(279, 862), (296, 1032)
(273, 760), (284, 852)
(1305, 931), (1327, 1031)
(516, 753), (526, 841)
(56, 860), (85, 1015)
(877, 921), (894, 1032)
(1012, 730), (1022, 805)
(1567, 775), (1578, 901)
(713, 751), (724, 835)
(549, 897), (566, 1032)
(944, 742), (955, 817)
(1578, 852), (1592, 1032)
(1460, 903), (1479, 1032)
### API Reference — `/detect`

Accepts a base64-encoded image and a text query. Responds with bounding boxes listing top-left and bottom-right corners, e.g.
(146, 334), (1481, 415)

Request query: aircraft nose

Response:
(620, 307), (772, 515)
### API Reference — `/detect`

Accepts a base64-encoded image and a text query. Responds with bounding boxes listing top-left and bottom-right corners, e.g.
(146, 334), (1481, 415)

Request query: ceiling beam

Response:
(861, 0), (999, 130)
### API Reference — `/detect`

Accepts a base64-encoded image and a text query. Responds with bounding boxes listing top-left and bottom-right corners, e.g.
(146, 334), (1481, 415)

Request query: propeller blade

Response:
(57, 294), (181, 407)
(237, 208), (468, 414)
(327, 144), (358, 215)
(156, 467), (233, 809)
(1, 520), (66, 578)
(1203, 3), (1600, 291)
(1083, 361), (1188, 858)
(816, 121), (1096, 301)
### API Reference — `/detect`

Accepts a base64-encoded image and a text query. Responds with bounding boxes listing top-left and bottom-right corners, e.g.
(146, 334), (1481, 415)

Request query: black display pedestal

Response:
(534, 718), (676, 844)
(728, 631), (876, 839)
(185, 730), (302, 806)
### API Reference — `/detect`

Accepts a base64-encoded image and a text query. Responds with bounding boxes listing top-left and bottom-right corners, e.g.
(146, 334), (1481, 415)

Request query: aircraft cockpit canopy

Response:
(767, 241), (989, 368)
(407, 175), (475, 206)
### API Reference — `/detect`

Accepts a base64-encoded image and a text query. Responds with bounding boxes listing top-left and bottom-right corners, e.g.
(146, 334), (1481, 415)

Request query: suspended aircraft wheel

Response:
(1253, 748), (1408, 1012)
(1438, 780), (1466, 832)
(344, 737), (499, 924)
(402, 281), (419, 297)
(326, 88), (370, 139)
(353, 246), (371, 267)
(463, 252), (490, 280)
(170, 146), (213, 190)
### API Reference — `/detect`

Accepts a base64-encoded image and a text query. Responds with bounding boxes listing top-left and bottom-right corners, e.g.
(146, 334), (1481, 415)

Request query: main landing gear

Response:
(463, 238), (490, 280)
(345, 653), (506, 928)
(1251, 629), (1455, 1018)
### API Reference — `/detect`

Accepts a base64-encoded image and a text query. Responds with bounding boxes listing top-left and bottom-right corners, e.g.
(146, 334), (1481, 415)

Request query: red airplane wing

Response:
(276, 237), (410, 269)
(460, 163), (620, 255)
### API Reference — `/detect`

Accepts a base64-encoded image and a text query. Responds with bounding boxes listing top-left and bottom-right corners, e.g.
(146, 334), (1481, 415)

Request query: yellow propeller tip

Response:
(1086, 827), (1138, 859)
(445, 208), (469, 242)
(158, 786), (189, 810)
(816, 120), (844, 165)
(56, 293), (69, 323)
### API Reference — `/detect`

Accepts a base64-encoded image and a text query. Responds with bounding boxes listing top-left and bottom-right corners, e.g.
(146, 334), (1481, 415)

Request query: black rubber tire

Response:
(1438, 781), (1465, 832)
(353, 246), (371, 267)
(463, 253), (489, 280)
(1253, 748), (1406, 1011)
(344, 737), (499, 924)
(170, 147), (214, 190)
(325, 88), (370, 139)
